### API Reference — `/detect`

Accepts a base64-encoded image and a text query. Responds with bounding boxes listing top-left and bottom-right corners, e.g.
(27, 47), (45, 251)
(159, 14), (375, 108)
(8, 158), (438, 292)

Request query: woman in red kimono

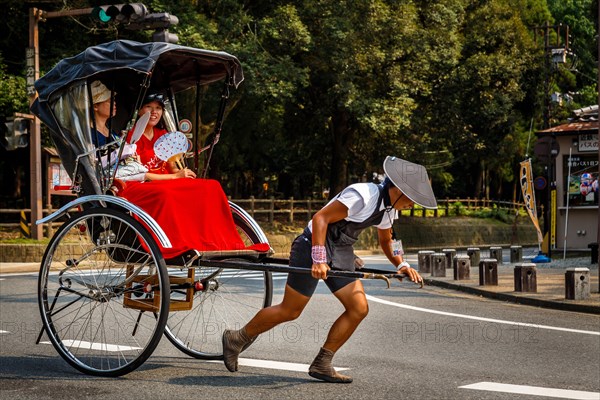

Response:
(118, 93), (266, 258)
(129, 93), (196, 181)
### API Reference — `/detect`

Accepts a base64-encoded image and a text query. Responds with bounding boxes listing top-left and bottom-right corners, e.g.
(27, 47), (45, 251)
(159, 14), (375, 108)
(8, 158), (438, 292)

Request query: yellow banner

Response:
(551, 189), (556, 247)
(519, 159), (544, 243)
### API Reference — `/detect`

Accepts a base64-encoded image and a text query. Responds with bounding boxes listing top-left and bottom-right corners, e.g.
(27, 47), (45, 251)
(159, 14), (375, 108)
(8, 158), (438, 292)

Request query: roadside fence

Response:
(0, 197), (531, 231)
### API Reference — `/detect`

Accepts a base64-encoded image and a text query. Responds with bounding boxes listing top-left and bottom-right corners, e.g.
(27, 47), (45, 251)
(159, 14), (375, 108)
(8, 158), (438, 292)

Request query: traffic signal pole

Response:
(28, 4), (178, 238)
(28, 7), (93, 239)
(28, 8), (42, 239)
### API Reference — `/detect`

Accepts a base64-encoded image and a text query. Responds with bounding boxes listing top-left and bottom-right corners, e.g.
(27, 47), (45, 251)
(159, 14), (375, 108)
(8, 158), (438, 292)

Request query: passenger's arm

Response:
(145, 168), (196, 181)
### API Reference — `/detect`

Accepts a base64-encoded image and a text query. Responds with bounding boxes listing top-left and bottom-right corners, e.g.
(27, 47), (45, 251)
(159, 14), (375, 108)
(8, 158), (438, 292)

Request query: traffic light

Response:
(91, 3), (148, 25)
(126, 12), (179, 43)
(152, 29), (178, 44)
(91, 4), (179, 43)
(91, 5), (112, 23)
(1, 117), (30, 151)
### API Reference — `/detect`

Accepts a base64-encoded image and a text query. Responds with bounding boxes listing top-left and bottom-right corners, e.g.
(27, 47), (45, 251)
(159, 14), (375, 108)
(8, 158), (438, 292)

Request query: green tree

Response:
(289, 0), (424, 195)
(416, 0), (542, 198)
(546, 0), (597, 110)
(0, 57), (28, 115)
(0, 0), (578, 205)
(399, 0), (467, 192)
(0, 56), (29, 200)
(547, 0), (597, 89)
(181, 1), (312, 197)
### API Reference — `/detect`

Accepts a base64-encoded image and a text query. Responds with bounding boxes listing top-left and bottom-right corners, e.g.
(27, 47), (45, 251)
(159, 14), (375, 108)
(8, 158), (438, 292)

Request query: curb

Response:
(424, 278), (600, 315)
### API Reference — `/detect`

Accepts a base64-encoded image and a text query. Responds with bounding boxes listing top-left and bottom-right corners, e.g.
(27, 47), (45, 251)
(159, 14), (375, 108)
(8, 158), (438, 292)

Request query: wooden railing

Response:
(228, 197), (530, 222)
(228, 197), (327, 223)
(0, 197), (531, 227)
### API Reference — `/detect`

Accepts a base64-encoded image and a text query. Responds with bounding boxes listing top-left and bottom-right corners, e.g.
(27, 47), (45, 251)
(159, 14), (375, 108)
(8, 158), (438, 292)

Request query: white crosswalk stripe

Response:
(40, 340), (141, 352)
(367, 295), (600, 336)
(459, 382), (600, 400)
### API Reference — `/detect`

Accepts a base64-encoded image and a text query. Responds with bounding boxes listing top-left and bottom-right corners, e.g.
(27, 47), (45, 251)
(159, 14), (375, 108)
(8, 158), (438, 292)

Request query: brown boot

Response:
(308, 347), (353, 383)
(222, 327), (254, 372)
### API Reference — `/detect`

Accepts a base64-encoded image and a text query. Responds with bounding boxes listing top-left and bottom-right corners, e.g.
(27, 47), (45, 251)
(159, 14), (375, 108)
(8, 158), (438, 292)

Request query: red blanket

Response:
(120, 178), (269, 259)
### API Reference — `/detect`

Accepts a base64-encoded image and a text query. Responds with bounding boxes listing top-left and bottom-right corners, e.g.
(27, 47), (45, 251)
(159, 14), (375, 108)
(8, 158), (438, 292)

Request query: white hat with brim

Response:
(383, 156), (437, 209)
(91, 80), (114, 104)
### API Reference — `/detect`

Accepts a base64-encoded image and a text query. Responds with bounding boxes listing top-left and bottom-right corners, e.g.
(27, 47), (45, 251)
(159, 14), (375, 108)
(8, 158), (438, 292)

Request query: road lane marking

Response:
(38, 341), (346, 372)
(459, 382), (600, 400)
(0, 330), (8, 334)
(40, 340), (141, 352)
(204, 357), (348, 372)
(366, 295), (600, 336)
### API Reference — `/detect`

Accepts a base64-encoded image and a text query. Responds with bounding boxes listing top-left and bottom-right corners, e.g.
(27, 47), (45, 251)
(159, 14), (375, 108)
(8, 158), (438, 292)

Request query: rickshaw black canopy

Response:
(32, 40), (243, 137)
(34, 39), (244, 103)
(30, 40), (244, 196)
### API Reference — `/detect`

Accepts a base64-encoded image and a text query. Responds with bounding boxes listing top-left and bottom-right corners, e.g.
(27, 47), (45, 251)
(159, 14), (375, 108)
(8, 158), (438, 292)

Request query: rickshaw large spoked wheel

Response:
(38, 208), (170, 377)
(164, 216), (273, 359)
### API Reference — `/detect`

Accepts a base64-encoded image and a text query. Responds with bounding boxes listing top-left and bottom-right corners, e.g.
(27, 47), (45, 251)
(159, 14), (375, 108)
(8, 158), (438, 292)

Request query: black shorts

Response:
(286, 233), (356, 297)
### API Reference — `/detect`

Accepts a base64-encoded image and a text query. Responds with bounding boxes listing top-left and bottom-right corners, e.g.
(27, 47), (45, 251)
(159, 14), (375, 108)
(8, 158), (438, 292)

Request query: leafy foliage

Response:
(0, 0), (595, 205)
(0, 58), (28, 117)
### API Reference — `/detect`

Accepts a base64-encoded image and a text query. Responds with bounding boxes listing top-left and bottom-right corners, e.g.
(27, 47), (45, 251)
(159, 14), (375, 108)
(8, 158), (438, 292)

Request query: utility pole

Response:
(27, 4), (176, 238)
(28, 8), (43, 240)
(534, 21), (570, 129)
(533, 22), (570, 257)
(28, 7), (93, 239)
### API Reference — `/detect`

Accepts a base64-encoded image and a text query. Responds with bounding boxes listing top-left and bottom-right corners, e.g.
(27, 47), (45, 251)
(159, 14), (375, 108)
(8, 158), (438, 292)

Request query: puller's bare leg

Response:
(223, 284), (310, 372)
(244, 284), (310, 337)
(309, 280), (368, 383)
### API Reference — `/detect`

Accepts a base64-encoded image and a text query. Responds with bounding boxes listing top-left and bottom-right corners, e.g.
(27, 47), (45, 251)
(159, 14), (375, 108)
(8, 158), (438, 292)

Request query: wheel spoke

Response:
(164, 208), (273, 359)
(38, 209), (169, 376)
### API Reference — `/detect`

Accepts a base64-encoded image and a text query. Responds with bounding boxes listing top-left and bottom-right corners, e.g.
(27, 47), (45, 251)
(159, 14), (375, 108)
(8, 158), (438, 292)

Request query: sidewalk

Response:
(0, 262), (41, 275)
(423, 261), (600, 315)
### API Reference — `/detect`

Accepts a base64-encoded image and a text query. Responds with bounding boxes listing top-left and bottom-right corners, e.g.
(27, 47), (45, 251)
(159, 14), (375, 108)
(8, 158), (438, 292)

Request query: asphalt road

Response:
(1, 256), (599, 400)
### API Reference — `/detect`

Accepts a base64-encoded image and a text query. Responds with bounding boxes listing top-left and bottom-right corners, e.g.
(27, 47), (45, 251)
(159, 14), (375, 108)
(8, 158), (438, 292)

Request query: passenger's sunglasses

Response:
(142, 93), (166, 107)
(144, 93), (164, 103)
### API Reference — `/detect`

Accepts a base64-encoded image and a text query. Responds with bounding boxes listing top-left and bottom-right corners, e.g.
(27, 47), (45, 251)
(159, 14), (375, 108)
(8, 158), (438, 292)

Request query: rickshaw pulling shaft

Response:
(193, 258), (425, 289)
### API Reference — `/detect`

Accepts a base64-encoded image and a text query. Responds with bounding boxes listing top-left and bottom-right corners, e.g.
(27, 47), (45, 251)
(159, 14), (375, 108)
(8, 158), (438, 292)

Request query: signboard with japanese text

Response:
(26, 47), (36, 96)
(578, 133), (598, 152)
(50, 162), (73, 190)
(563, 154), (598, 207)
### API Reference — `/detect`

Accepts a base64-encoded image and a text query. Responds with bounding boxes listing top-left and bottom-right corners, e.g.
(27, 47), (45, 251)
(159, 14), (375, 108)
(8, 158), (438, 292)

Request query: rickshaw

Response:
(31, 40), (410, 377)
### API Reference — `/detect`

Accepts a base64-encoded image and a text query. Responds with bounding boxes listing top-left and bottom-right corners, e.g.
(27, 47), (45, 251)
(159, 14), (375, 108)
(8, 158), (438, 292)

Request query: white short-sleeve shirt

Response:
(308, 182), (397, 232)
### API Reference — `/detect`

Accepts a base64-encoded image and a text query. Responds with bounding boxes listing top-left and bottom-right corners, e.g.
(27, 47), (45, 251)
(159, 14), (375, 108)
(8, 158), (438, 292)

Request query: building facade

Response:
(536, 106), (599, 250)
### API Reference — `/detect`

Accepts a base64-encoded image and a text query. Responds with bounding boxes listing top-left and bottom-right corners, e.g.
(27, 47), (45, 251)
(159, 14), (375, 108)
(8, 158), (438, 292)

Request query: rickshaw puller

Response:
(222, 156), (437, 383)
